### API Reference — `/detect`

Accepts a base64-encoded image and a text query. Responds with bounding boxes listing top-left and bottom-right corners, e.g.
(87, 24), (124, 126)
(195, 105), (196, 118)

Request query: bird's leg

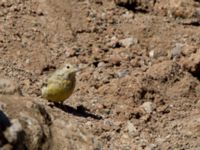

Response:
(53, 102), (60, 107)
(53, 101), (64, 107)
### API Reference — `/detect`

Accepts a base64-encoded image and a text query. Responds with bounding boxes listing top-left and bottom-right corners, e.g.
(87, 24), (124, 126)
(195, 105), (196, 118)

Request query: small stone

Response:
(25, 101), (33, 109)
(149, 50), (155, 58)
(0, 102), (7, 110)
(126, 121), (138, 137)
(145, 144), (157, 150)
(116, 70), (129, 78)
(119, 37), (137, 48)
(102, 120), (113, 131)
(170, 43), (183, 60)
(122, 11), (134, 19)
(107, 36), (119, 48)
(141, 102), (155, 114)
(17, 51), (20, 55)
(25, 59), (30, 64)
(97, 62), (106, 68)
(1, 144), (13, 150)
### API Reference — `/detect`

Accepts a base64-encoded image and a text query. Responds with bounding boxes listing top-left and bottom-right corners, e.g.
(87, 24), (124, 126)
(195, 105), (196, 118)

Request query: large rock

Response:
(0, 78), (21, 96)
(0, 95), (98, 150)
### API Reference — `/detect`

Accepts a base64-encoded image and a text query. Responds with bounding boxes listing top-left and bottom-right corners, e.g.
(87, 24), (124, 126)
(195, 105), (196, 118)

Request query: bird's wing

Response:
(47, 70), (63, 84)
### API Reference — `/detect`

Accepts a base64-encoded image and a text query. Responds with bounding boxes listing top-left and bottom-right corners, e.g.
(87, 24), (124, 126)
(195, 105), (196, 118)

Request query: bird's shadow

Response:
(49, 103), (103, 120)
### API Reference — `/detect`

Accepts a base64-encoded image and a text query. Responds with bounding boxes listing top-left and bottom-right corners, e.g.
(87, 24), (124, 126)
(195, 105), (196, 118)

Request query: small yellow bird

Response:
(41, 64), (78, 103)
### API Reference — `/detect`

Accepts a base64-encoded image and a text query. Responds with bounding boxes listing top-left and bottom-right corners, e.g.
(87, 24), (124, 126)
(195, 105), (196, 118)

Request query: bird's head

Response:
(61, 63), (78, 79)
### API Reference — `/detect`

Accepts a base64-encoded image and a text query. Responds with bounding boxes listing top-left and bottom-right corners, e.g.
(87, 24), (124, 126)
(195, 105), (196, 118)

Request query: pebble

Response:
(107, 36), (119, 48)
(126, 121), (138, 137)
(170, 43), (183, 60)
(141, 102), (155, 114)
(122, 11), (134, 19)
(116, 69), (129, 78)
(145, 144), (157, 150)
(119, 37), (137, 48)
(149, 50), (155, 58)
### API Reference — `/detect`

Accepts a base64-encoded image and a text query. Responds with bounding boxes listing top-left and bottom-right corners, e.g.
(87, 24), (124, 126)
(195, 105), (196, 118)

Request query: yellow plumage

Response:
(41, 64), (77, 102)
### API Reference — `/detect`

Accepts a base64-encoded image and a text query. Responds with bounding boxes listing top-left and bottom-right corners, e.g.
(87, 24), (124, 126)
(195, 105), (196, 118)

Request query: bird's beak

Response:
(73, 65), (79, 73)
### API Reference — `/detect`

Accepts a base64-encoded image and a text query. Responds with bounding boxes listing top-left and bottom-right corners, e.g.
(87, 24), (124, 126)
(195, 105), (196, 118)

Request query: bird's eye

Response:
(66, 65), (70, 69)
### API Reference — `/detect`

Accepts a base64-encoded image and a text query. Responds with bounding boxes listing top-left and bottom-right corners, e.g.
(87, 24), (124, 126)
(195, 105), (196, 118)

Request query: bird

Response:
(41, 63), (78, 103)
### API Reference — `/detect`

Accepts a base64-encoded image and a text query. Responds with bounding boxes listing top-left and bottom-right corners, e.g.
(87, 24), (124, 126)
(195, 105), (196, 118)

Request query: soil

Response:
(0, 0), (200, 149)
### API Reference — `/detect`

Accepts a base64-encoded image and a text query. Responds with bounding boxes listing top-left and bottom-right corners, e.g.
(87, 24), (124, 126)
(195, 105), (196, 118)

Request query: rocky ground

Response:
(0, 0), (200, 149)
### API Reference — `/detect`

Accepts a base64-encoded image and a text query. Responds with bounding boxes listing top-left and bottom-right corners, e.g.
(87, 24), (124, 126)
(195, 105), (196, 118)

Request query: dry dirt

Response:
(0, 0), (200, 150)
